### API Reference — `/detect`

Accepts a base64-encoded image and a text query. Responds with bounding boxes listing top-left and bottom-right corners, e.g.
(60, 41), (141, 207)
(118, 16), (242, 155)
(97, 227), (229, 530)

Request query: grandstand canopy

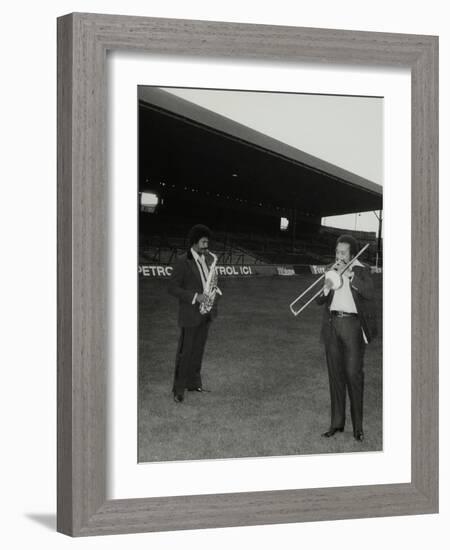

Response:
(139, 87), (382, 221)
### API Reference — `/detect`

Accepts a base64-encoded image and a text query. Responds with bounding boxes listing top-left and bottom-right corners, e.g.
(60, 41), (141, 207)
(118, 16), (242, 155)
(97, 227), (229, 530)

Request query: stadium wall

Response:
(138, 263), (382, 278)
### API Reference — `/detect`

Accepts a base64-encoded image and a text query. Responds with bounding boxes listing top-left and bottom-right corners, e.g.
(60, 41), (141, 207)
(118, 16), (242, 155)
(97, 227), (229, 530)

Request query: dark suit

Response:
(316, 264), (377, 433)
(168, 250), (219, 394)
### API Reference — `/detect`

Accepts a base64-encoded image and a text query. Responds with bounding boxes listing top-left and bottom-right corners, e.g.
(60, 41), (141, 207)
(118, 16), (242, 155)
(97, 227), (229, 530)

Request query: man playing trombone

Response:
(316, 235), (377, 442)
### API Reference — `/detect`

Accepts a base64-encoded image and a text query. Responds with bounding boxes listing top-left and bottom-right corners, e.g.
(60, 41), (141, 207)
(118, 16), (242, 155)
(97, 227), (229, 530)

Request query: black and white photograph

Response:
(3, 0), (445, 545)
(138, 86), (383, 462)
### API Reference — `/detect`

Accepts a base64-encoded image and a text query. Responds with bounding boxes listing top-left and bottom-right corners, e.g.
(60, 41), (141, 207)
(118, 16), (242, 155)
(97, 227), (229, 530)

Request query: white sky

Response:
(164, 88), (383, 233)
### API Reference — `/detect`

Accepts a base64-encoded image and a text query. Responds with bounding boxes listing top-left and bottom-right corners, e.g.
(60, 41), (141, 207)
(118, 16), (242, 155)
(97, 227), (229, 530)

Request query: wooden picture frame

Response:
(57, 12), (438, 536)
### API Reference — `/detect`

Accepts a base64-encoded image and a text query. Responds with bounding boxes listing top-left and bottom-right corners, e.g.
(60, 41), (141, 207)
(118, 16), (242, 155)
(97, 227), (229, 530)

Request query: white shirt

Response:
(324, 259), (368, 343)
(329, 273), (358, 313)
(190, 248), (222, 305)
(191, 248), (209, 291)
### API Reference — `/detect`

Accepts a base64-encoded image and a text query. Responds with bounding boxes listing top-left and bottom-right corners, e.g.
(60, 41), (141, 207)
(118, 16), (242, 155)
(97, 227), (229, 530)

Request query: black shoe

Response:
(187, 387), (210, 393)
(321, 427), (344, 438)
(353, 431), (364, 442)
(173, 393), (184, 403)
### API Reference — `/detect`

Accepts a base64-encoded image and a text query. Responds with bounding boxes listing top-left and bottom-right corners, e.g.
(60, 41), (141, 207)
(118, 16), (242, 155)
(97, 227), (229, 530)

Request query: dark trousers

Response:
(324, 316), (365, 433)
(172, 315), (211, 394)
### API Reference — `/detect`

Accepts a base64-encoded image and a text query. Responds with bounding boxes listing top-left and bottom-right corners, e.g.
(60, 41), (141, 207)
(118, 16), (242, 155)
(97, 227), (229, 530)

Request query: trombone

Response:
(289, 243), (370, 316)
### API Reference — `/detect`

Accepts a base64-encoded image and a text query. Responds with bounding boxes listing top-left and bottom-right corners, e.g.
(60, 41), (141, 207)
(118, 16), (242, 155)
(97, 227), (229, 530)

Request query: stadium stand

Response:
(139, 225), (381, 269)
(138, 88), (383, 273)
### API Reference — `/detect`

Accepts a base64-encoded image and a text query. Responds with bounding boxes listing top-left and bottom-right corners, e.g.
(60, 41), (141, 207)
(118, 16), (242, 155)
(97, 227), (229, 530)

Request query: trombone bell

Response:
(324, 269), (343, 291)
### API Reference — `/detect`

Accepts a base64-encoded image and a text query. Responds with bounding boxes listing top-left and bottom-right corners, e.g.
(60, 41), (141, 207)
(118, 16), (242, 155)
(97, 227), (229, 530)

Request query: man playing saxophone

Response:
(168, 224), (222, 403)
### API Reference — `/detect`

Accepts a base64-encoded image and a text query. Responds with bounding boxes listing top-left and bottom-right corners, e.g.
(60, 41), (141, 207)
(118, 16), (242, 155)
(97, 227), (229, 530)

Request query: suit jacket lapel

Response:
(187, 256), (203, 287)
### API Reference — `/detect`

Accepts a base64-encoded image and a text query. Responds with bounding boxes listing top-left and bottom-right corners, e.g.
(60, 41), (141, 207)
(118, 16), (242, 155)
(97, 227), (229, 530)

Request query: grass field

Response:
(138, 273), (383, 462)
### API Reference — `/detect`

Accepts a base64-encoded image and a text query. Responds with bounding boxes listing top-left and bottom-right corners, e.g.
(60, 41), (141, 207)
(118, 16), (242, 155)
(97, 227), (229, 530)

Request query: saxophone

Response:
(199, 252), (219, 315)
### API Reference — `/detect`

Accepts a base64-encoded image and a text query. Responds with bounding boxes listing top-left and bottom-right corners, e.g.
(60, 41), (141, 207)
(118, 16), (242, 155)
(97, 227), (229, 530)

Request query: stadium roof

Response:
(139, 87), (382, 218)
